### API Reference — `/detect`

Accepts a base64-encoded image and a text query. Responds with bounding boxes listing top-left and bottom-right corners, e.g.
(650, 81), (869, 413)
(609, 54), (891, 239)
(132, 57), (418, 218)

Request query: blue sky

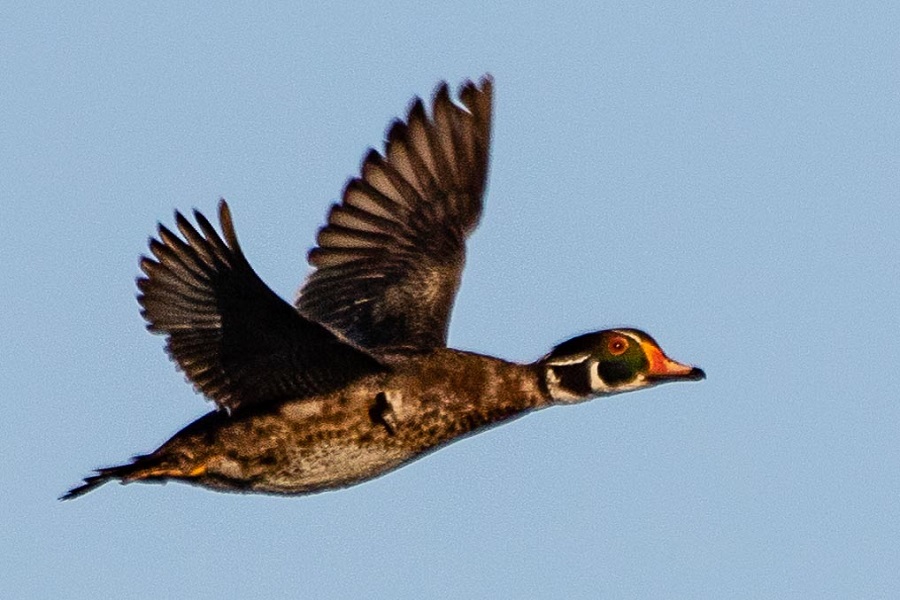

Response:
(3, 3), (898, 598)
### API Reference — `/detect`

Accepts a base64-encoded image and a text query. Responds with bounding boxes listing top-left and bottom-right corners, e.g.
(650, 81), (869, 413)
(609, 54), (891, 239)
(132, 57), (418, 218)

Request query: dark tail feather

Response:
(60, 472), (116, 500)
(60, 454), (159, 501)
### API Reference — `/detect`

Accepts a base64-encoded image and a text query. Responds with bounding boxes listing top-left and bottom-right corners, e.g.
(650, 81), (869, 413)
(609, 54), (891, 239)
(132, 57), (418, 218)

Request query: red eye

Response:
(609, 336), (628, 355)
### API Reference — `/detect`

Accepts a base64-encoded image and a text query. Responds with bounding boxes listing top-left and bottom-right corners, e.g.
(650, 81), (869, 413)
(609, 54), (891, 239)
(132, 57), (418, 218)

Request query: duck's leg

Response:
(368, 391), (398, 436)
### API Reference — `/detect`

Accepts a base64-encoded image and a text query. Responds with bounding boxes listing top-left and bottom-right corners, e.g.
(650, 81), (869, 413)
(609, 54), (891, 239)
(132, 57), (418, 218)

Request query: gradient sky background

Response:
(3, 3), (898, 599)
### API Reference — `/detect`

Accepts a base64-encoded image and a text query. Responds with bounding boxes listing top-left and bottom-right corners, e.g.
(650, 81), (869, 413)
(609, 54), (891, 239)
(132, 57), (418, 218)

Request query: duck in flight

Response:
(63, 76), (704, 499)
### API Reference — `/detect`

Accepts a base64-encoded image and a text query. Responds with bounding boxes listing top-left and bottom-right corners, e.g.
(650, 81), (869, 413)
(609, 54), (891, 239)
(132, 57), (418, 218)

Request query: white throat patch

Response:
(545, 366), (583, 403)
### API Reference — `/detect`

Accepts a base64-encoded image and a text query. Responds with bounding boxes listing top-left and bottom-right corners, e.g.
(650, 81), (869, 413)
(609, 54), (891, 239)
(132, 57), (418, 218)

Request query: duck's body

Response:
(64, 76), (704, 500)
(96, 350), (544, 496)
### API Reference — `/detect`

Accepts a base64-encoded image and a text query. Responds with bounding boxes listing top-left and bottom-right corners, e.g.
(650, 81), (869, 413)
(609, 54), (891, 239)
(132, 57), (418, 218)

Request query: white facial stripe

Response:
(589, 362), (612, 394)
(612, 329), (643, 345)
(543, 352), (592, 367)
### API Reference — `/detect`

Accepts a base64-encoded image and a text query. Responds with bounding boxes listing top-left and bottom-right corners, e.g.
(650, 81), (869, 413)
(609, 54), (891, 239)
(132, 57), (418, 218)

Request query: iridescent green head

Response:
(539, 329), (705, 403)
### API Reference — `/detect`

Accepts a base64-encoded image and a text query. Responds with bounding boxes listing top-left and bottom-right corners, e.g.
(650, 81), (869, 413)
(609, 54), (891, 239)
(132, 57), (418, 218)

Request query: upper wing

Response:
(138, 200), (386, 413)
(296, 76), (493, 354)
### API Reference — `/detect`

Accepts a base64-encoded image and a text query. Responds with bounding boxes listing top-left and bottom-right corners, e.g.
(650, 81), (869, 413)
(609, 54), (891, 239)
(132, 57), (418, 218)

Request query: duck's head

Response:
(538, 328), (705, 403)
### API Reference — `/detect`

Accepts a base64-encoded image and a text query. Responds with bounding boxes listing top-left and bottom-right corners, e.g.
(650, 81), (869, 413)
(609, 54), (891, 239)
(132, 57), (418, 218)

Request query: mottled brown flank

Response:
(135, 349), (549, 495)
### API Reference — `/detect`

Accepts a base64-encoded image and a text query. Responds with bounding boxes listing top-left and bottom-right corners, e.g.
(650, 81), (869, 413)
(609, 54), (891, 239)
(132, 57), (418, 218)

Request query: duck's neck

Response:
(534, 360), (605, 405)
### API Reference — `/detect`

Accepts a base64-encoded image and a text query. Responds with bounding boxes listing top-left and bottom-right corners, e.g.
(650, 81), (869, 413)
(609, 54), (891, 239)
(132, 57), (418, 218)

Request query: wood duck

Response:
(63, 76), (704, 500)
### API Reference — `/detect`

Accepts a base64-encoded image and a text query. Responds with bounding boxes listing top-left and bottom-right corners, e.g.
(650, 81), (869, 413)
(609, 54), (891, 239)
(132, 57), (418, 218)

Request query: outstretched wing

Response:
(296, 76), (493, 354)
(138, 200), (386, 412)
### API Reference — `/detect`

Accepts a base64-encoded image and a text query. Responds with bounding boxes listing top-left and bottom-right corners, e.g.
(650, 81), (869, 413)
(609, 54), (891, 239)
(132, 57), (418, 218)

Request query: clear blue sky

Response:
(3, 3), (898, 598)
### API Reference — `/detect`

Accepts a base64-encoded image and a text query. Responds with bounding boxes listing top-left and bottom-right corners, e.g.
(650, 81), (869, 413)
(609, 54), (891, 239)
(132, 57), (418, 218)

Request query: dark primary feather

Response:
(138, 200), (387, 412)
(296, 76), (493, 354)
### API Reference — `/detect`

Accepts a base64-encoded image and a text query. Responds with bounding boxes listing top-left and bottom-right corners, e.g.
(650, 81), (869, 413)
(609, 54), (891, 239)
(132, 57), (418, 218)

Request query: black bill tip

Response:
(687, 367), (706, 381)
